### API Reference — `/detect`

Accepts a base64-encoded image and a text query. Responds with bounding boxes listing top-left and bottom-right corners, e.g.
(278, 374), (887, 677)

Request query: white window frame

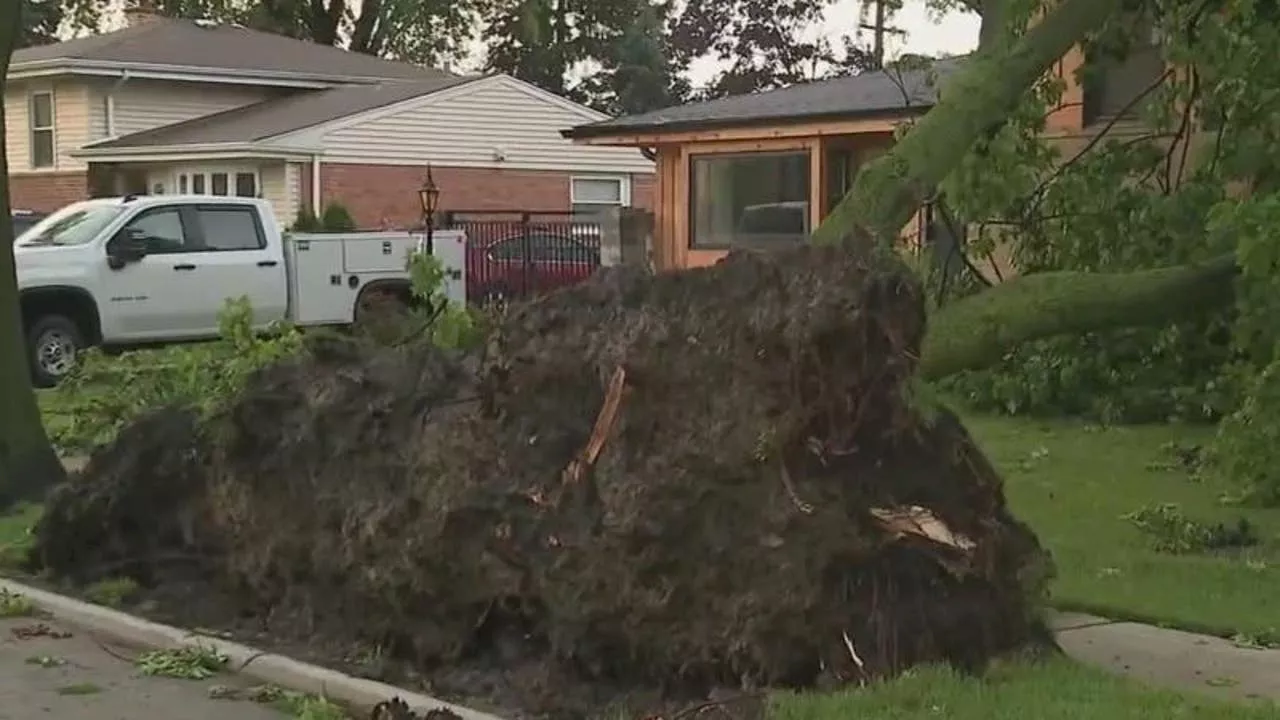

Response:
(570, 175), (631, 217)
(28, 90), (56, 170)
(172, 165), (262, 199)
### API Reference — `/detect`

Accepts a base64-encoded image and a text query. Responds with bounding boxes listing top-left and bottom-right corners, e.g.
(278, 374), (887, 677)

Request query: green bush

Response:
(319, 203), (356, 232)
(291, 208), (322, 232)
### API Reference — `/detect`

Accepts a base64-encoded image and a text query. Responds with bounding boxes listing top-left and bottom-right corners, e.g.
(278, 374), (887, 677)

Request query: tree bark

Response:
(0, 10), (66, 511)
(811, 0), (1120, 248)
(918, 254), (1239, 380)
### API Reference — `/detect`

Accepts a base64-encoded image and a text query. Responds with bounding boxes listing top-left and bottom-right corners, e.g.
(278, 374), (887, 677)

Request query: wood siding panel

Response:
(261, 162), (301, 226)
(4, 80), (91, 172)
(318, 77), (654, 175)
(106, 79), (277, 138)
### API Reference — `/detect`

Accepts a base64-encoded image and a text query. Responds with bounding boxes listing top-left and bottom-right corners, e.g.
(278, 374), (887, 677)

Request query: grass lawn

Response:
(0, 503), (40, 569)
(967, 414), (1280, 643)
(773, 658), (1277, 719)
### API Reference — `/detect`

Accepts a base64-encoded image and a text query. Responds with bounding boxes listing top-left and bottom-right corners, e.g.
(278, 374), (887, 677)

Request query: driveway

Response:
(0, 616), (285, 720)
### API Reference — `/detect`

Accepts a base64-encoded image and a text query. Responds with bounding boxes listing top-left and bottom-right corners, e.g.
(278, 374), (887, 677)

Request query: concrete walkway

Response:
(1051, 612), (1280, 704)
(0, 616), (284, 720)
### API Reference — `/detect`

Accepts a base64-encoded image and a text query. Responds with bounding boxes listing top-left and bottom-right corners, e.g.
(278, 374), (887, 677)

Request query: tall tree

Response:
(19, 0), (63, 48)
(670, 0), (877, 99)
(0, 1), (68, 511)
(574, 1), (687, 115)
(103, 0), (481, 66)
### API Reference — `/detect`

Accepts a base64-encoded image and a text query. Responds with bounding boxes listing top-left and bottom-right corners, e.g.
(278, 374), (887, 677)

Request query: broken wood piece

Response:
(869, 505), (976, 552)
(562, 366), (627, 485)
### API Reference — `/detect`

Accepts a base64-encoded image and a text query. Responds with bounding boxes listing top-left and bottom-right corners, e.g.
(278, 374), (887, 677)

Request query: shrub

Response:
(319, 203), (356, 232)
(291, 208), (322, 232)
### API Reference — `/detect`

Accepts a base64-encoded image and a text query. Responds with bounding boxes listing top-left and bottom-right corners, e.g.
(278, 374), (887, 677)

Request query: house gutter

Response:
(105, 70), (132, 138)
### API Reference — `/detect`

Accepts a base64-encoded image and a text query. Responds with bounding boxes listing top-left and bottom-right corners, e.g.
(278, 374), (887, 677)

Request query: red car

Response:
(466, 228), (601, 303)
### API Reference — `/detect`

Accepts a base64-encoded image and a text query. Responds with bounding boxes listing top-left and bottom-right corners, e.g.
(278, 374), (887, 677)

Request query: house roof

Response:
(81, 75), (483, 151)
(12, 17), (444, 83)
(564, 57), (963, 139)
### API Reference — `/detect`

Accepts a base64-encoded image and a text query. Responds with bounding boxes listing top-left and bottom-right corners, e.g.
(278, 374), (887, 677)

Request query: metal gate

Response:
(441, 210), (603, 304)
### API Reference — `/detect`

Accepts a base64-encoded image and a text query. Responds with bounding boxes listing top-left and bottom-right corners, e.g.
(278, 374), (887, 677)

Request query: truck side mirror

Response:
(106, 228), (149, 269)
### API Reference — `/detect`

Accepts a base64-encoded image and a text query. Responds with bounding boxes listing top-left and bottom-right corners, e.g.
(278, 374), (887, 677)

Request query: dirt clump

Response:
(33, 244), (1053, 718)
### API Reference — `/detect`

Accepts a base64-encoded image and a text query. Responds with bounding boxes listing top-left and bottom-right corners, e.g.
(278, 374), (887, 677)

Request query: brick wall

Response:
(9, 172), (88, 212)
(321, 164), (571, 229)
(319, 163), (656, 229)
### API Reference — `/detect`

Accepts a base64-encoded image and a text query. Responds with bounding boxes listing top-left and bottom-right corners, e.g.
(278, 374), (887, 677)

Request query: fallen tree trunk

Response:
(919, 253), (1240, 380)
(0, 3), (65, 510)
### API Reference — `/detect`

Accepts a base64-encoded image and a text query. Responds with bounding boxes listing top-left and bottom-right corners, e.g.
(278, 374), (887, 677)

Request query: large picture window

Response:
(689, 151), (811, 249)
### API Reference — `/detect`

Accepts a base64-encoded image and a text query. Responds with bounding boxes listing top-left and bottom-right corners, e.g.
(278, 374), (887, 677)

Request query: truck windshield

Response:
(17, 202), (125, 246)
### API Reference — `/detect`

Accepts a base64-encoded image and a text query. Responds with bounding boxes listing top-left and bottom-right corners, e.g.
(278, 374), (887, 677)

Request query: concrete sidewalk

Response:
(1051, 611), (1280, 704)
(0, 616), (284, 720)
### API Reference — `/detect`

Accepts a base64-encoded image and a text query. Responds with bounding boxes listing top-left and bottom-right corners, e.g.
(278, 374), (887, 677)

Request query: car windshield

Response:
(17, 202), (125, 246)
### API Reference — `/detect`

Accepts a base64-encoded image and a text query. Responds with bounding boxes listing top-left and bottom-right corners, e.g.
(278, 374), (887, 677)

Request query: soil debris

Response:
(33, 245), (1054, 718)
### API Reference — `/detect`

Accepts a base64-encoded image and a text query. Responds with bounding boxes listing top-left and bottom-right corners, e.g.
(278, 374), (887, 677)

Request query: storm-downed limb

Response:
(919, 253), (1240, 380)
(812, 0), (1120, 248)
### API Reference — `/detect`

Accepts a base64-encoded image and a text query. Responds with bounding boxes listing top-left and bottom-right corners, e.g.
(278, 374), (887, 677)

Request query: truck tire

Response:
(27, 314), (84, 388)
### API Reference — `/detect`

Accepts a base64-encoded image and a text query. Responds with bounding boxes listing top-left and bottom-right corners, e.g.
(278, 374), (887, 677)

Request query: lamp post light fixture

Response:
(418, 164), (440, 254)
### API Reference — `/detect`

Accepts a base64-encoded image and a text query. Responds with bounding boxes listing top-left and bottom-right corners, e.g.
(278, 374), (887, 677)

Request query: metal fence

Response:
(441, 210), (604, 304)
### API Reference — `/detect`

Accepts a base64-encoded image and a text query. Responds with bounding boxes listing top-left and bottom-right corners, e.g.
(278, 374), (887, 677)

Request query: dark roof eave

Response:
(562, 104), (933, 141)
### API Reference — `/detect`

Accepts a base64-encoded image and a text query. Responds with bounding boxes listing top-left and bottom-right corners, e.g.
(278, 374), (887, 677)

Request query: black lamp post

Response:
(418, 164), (440, 254)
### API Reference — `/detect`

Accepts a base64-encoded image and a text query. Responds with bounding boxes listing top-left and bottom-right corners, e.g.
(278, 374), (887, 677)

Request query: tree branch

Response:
(919, 253), (1239, 380)
(811, 0), (1121, 248)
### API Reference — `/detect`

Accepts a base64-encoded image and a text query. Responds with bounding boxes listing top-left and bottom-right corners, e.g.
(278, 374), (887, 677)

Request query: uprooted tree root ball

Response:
(33, 245), (1055, 717)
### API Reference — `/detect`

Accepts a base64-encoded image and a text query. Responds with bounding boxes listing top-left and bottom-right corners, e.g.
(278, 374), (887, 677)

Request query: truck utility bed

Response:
(285, 230), (466, 325)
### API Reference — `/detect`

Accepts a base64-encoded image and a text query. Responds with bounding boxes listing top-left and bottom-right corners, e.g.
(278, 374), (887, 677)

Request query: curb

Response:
(0, 577), (506, 720)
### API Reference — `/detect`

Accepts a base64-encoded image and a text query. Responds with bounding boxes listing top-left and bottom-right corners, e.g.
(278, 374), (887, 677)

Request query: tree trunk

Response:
(0, 11), (66, 511)
(918, 254), (1239, 380)
(811, 0), (1120, 248)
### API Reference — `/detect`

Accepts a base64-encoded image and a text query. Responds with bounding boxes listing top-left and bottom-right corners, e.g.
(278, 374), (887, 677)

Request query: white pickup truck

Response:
(14, 194), (466, 386)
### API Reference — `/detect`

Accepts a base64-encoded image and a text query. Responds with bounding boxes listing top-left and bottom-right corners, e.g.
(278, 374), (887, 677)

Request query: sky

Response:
(684, 0), (981, 85)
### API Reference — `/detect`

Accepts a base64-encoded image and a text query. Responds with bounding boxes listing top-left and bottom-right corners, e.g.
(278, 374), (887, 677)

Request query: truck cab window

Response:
(197, 206), (265, 251)
(125, 209), (189, 254)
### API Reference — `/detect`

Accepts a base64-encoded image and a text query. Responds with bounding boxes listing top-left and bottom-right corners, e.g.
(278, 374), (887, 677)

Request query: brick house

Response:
(4, 11), (654, 228)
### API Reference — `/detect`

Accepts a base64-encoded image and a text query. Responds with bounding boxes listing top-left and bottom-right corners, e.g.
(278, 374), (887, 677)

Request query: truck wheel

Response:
(27, 315), (84, 388)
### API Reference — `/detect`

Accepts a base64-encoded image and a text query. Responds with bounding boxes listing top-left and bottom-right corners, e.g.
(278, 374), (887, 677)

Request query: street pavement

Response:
(0, 615), (285, 720)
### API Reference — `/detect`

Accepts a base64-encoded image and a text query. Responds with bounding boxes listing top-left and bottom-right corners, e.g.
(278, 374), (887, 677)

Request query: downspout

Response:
(311, 155), (322, 214)
(105, 70), (132, 138)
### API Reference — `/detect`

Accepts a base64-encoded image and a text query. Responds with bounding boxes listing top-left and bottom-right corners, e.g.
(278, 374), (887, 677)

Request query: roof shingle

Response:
(565, 58), (963, 138)
(13, 17), (443, 83)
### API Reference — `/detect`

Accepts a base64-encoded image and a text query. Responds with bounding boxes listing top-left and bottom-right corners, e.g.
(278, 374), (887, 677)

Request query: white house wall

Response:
(90, 78), (283, 140)
(290, 76), (654, 175)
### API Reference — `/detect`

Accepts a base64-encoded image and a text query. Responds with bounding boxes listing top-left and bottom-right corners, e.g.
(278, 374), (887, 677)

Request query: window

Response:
(210, 173), (228, 196)
(125, 209), (189, 254)
(28, 91), (55, 169)
(689, 151), (811, 249)
(196, 206), (265, 251)
(191, 174), (206, 194)
(571, 177), (626, 217)
(234, 172), (257, 198)
(178, 174), (189, 193)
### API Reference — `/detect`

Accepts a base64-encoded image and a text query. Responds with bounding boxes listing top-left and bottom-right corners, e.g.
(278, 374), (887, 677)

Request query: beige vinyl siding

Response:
(261, 162), (300, 225)
(3, 80), (92, 172)
(101, 79), (278, 138)
(313, 76), (654, 174)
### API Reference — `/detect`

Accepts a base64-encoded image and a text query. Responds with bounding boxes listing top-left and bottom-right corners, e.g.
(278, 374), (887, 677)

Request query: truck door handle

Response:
(173, 263), (196, 271)
(257, 260), (278, 267)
